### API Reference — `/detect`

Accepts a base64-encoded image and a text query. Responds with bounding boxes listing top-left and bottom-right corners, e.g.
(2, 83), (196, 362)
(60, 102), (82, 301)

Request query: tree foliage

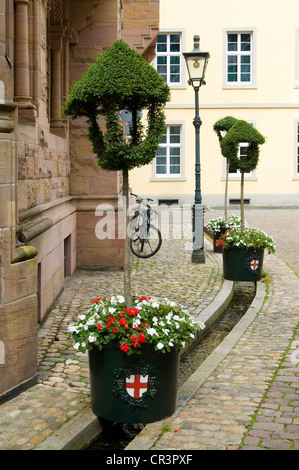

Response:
(213, 116), (238, 144)
(220, 120), (266, 172)
(63, 39), (170, 171)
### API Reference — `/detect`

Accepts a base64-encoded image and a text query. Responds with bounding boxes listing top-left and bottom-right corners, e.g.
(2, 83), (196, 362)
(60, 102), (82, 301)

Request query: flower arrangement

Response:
(205, 214), (246, 234)
(68, 295), (204, 356)
(216, 227), (276, 254)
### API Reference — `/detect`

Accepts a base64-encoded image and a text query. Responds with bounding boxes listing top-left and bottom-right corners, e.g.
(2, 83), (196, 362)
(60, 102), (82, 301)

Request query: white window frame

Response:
(294, 120), (299, 179)
(151, 122), (187, 181)
(223, 28), (257, 89)
(153, 30), (186, 88)
(295, 28), (299, 88)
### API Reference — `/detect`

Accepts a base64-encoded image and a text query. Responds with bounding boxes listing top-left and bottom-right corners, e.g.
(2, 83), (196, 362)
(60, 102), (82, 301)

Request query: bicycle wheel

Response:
(130, 225), (162, 258)
(128, 213), (144, 242)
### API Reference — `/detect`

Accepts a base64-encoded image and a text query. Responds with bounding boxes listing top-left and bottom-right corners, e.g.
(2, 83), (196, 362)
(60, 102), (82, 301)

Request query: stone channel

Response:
(88, 281), (256, 450)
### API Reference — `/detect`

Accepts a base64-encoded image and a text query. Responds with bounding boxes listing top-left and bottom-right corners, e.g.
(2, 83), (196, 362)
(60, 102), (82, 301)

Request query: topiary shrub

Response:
(63, 39), (170, 172)
(220, 119), (266, 229)
(220, 120), (265, 173)
(63, 39), (170, 307)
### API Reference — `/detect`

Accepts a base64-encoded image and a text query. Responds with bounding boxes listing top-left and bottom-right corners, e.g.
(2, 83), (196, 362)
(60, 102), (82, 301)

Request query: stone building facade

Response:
(0, 0), (159, 397)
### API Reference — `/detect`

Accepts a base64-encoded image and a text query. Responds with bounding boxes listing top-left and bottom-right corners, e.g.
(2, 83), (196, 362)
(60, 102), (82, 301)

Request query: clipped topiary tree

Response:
(213, 116), (238, 220)
(220, 120), (265, 230)
(63, 39), (170, 307)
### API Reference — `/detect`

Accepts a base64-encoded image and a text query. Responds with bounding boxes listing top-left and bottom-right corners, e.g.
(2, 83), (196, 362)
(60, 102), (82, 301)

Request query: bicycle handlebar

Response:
(130, 193), (153, 202)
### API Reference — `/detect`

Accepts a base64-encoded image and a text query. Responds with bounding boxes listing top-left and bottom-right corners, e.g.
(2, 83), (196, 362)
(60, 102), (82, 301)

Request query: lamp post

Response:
(183, 35), (210, 263)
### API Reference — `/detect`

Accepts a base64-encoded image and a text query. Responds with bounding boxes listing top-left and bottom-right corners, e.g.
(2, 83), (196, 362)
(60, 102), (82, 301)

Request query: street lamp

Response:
(183, 35), (210, 263)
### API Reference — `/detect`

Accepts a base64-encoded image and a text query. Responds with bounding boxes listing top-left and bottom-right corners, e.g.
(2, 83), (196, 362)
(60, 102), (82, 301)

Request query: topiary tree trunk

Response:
(63, 39), (170, 308)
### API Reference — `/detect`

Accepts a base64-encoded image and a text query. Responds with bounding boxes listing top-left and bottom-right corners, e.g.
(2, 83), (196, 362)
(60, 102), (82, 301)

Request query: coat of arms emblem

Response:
(112, 361), (159, 408)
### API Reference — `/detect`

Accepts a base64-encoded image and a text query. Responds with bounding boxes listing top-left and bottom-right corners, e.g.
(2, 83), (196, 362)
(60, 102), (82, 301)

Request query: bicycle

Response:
(129, 193), (162, 258)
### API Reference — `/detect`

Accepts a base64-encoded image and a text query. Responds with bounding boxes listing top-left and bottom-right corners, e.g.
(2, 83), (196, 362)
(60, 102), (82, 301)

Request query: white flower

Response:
(88, 335), (97, 343)
(108, 307), (116, 314)
(162, 328), (170, 336)
(169, 341), (174, 347)
(151, 301), (159, 308)
(147, 328), (158, 336)
(68, 325), (79, 333)
(169, 301), (176, 307)
(87, 317), (95, 325)
(152, 316), (158, 325)
(73, 342), (80, 350)
(117, 295), (125, 303)
(157, 342), (164, 350)
(78, 314), (85, 320)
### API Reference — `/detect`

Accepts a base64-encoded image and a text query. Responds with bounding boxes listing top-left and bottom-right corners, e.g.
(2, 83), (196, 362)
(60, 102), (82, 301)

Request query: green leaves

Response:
(220, 120), (266, 172)
(63, 40), (170, 171)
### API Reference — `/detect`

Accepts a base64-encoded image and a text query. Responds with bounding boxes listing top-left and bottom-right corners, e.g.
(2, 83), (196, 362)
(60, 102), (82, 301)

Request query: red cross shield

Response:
(250, 259), (259, 271)
(126, 374), (148, 399)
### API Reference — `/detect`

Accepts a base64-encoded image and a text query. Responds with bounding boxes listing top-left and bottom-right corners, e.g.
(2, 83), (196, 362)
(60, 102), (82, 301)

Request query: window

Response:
(227, 33), (252, 83)
(224, 29), (256, 88)
(155, 33), (182, 85)
(228, 143), (253, 177)
(155, 125), (181, 177)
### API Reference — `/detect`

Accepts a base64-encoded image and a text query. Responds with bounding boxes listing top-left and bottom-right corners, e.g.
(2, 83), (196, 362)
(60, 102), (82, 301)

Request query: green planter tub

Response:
(222, 246), (264, 281)
(88, 342), (180, 423)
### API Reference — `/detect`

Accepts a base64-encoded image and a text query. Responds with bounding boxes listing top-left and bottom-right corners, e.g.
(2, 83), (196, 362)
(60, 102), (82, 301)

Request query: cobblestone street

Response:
(0, 208), (299, 451)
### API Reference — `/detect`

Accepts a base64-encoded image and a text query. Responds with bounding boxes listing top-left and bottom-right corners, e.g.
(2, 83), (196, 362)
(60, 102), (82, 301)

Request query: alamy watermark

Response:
(94, 197), (203, 252)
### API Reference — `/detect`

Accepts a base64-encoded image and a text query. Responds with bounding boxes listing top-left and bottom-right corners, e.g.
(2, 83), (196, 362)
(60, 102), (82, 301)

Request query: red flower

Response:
(120, 343), (130, 352)
(130, 335), (140, 348)
(125, 307), (139, 317)
(106, 321), (111, 328)
(112, 326), (117, 334)
(138, 333), (146, 343)
(119, 318), (127, 326)
(96, 324), (102, 330)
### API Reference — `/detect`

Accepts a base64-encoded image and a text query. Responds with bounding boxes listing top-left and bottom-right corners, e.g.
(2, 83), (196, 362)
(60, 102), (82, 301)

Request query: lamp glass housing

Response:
(183, 36), (210, 88)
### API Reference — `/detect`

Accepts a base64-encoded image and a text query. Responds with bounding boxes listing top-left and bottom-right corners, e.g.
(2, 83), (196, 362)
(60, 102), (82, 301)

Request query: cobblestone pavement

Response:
(0, 208), (298, 451)
(127, 209), (299, 451)
(0, 230), (223, 450)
